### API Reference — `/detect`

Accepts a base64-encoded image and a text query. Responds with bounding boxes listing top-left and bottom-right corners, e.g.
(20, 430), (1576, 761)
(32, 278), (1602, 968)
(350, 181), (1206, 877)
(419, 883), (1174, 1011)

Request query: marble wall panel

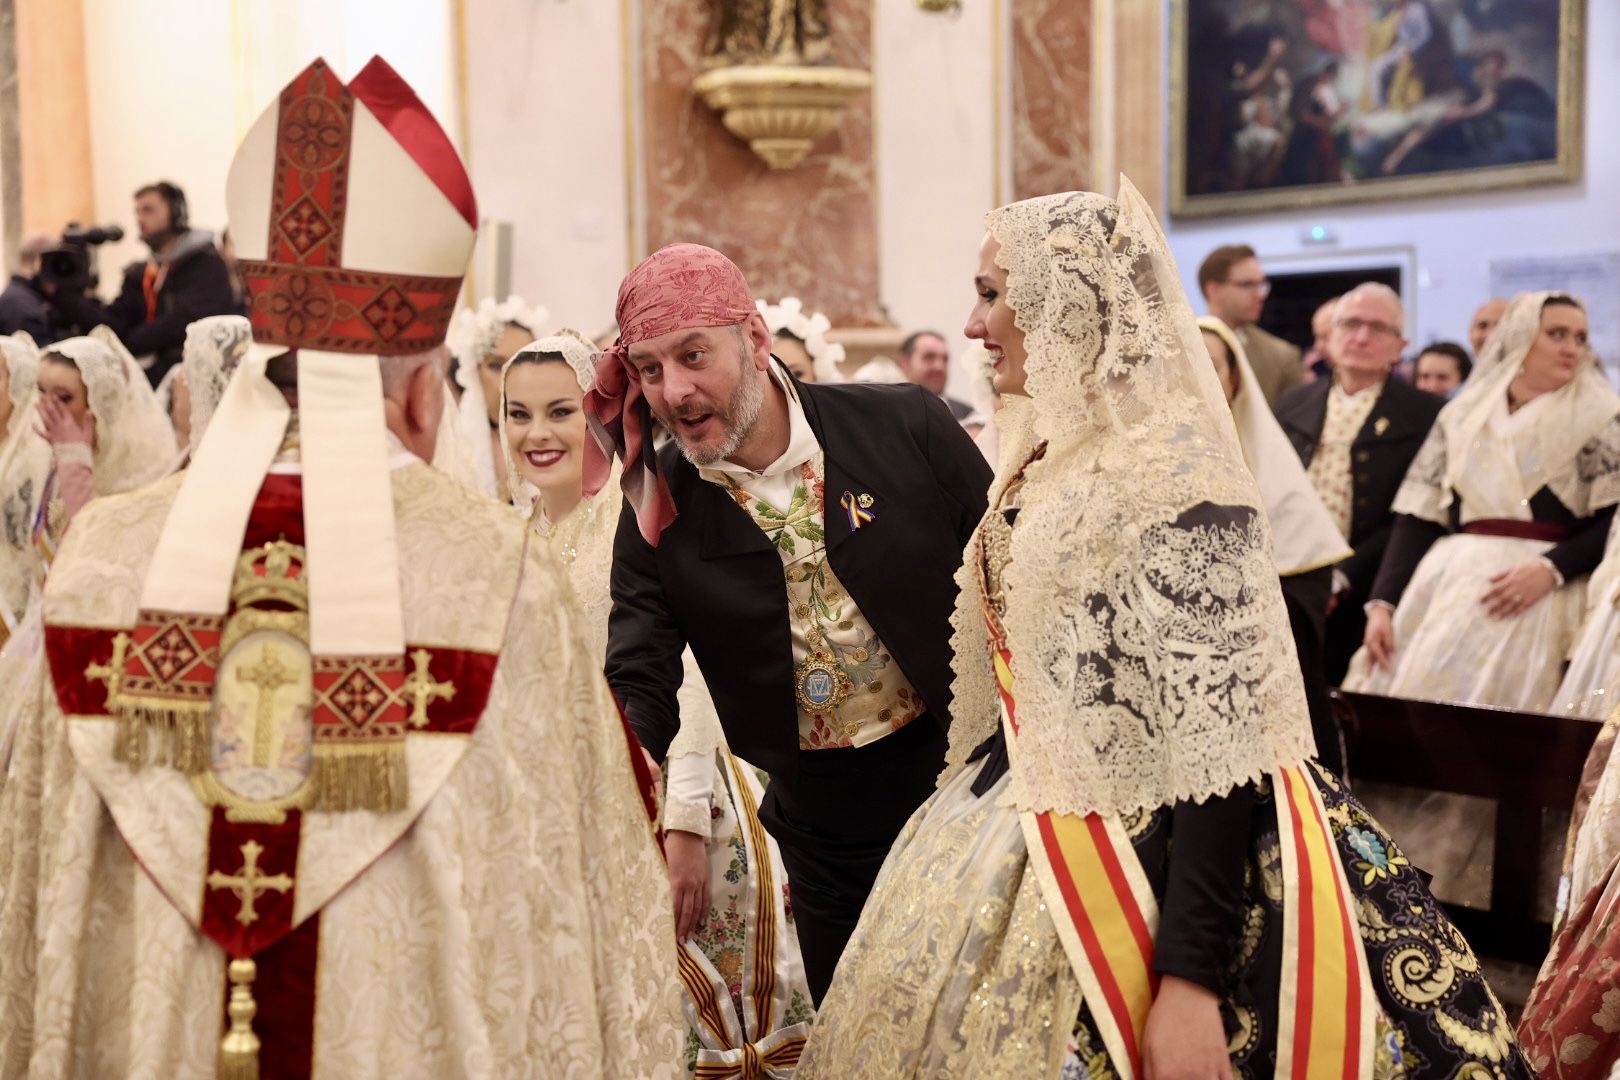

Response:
(1010, 0), (1091, 201)
(640, 0), (882, 326)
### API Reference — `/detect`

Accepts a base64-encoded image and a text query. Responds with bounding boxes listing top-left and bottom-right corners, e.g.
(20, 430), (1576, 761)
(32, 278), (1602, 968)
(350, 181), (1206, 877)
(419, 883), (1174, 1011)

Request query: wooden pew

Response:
(1332, 689), (1600, 964)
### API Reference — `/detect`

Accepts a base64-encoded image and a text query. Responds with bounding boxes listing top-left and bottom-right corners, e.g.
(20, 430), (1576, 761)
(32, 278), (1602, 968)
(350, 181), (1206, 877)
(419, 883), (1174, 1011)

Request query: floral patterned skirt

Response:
(676, 752), (815, 1077)
(799, 759), (1533, 1079)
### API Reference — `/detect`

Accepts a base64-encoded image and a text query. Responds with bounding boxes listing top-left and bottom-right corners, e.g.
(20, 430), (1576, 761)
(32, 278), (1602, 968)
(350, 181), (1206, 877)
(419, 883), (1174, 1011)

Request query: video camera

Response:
(38, 223), (125, 294)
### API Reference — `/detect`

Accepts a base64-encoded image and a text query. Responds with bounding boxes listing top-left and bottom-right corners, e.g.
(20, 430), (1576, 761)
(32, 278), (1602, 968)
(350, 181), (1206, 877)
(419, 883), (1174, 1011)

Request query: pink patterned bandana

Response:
(583, 244), (757, 545)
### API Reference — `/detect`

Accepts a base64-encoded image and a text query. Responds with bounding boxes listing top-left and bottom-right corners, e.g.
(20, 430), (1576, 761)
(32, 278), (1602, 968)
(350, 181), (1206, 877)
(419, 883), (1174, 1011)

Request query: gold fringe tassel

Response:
(218, 958), (260, 1080)
(112, 700), (212, 774)
(310, 743), (408, 812)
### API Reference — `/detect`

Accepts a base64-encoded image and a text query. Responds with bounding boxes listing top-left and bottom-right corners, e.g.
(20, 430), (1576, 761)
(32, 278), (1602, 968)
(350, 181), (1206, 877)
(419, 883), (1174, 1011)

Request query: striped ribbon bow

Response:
(838, 490), (874, 531)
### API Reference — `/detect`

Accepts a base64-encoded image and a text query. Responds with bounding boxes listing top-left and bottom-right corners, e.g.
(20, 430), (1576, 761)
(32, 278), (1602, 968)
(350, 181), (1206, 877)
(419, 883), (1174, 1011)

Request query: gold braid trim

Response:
(310, 742), (408, 813)
(112, 699), (213, 773)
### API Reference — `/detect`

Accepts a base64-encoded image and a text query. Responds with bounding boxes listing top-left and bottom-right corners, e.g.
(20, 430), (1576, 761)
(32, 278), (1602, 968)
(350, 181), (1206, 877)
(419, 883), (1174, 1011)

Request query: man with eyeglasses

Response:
(1275, 282), (1442, 683)
(1197, 243), (1302, 407)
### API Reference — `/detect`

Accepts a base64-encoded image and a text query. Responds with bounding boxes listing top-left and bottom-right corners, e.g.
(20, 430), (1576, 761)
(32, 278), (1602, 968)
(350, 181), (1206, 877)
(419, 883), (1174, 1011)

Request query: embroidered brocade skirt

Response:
(797, 759), (1531, 1079)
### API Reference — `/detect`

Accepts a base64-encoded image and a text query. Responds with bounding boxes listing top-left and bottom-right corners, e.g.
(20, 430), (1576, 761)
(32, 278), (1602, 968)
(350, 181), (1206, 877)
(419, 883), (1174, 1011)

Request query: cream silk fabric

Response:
(0, 463), (685, 1079)
(941, 179), (1316, 819)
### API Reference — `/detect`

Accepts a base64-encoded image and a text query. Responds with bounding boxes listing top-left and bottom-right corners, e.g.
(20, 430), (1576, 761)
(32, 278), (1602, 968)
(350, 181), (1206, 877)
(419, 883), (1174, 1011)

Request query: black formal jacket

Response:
(52, 230), (241, 387)
(606, 376), (993, 777)
(1274, 375), (1442, 602)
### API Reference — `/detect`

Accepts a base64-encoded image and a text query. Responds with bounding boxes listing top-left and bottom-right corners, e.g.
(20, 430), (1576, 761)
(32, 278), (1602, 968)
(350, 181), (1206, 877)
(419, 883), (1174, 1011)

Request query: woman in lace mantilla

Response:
(1347, 292), (1620, 714)
(1341, 292), (1620, 913)
(798, 180), (1530, 1079)
(498, 333), (814, 1076)
(28, 328), (176, 560)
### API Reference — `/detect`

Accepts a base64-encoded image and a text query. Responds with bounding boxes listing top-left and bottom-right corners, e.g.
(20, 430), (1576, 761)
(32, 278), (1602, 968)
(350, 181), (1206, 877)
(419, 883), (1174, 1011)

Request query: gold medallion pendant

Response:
(793, 650), (852, 713)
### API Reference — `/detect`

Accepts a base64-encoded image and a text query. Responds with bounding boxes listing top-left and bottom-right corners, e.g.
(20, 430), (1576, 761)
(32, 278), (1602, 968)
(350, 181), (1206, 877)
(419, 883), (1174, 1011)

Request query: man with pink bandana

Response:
(587, 244), (992, 1001)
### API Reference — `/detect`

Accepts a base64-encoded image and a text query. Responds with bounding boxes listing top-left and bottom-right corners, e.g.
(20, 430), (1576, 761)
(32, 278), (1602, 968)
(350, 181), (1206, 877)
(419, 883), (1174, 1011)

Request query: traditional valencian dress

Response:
(798, 181), (1530, 1079)
(1343, 291), (1620, 713)
(0, 57), (682, 1078)
(501, 336), (813, 1078)
(1341, 292), (1620, 911)
(0, 330), (176, 779)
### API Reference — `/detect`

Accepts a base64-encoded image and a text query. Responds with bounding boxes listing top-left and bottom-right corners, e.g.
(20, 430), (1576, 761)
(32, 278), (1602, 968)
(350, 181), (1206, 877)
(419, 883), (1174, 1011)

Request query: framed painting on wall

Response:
(1170, 0), (1584, 218)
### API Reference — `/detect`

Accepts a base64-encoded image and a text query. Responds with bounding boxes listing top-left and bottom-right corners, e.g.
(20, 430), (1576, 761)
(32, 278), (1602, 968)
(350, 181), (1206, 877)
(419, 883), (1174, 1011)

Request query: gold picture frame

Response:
(1170, 0), (1584, 219)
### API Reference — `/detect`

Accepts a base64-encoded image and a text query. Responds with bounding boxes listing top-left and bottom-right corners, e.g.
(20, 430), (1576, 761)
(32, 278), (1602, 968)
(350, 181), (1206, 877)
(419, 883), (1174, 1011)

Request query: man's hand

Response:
(1142, 974), (1233, 1080)
(34, 396), (94, 450)
(1481, 560), (1557, 620)
(664, 829), (709, 941)
(1363, 603), (1396, 671)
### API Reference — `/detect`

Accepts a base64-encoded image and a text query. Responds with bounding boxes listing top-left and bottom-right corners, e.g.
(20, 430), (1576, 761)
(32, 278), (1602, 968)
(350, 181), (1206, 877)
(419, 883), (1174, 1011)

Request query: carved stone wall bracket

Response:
(693, 64), (872, 170)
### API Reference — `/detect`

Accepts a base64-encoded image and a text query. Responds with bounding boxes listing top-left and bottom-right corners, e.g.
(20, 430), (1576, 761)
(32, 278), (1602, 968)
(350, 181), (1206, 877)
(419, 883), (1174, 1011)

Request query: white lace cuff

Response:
(662, 751), (714, 836)
(1538, 556), (1566, 589)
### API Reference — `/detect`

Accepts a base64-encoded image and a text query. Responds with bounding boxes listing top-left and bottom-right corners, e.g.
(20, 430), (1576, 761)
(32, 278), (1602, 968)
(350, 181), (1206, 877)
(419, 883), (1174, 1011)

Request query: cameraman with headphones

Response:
(48, 180), (240, 387)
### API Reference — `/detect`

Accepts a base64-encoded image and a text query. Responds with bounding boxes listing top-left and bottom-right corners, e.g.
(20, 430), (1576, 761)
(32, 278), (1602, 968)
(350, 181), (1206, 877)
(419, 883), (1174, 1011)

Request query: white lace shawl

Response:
(0, 333), (48, 626)
(449, 297), (550, 497)
(180, 315), (252, 447)
(46, 328), (177, 495)
(1394, 291), (1620, 525)
(941, 178), (1316, 818)
(498, 333), (728, 760)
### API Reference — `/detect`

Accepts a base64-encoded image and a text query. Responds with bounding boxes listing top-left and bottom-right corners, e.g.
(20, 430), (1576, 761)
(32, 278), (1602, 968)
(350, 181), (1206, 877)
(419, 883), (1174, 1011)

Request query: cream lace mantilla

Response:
(942, 180), (1316, 818)
(1395, 290), (1620, 525)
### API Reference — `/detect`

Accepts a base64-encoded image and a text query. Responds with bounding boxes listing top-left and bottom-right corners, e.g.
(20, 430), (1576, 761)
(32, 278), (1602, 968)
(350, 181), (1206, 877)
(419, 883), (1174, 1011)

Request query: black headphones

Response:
(151, 180), (189, 233)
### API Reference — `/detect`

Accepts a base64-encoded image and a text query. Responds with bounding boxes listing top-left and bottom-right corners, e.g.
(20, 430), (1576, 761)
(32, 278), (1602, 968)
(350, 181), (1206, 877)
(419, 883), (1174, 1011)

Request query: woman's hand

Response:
(1363, 603), (1397, 671)
(1142, 974), (1233, 1080)
(1480, 560), (1557, 620)
(664, 829), (709, 941)
(34, 396), (94, 450)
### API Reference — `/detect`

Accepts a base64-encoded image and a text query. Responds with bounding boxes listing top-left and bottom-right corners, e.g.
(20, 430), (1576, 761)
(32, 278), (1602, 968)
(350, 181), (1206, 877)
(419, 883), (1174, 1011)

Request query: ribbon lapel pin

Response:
(840, 491), (875, 531)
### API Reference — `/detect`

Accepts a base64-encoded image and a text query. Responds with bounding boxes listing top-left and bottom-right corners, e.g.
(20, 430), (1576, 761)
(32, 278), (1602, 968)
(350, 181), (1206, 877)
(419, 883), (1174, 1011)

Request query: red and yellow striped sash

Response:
(675, 751), (805, 1078)
(992, 643), (1373, 1080)
(994, 645), (1159, 1078)
(1276, 765), (1375, 1080)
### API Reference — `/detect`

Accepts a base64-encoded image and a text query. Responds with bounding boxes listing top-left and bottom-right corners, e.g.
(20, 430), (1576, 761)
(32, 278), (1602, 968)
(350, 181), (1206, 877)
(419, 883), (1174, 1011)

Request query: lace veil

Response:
(450, 296), (550, 496)
(46, 328), (177, 494)
(181, 315), (252, 446)
(498, 331), (728, 759)
(1395, 291), (1620, 524)
(0, 332), (49, 625)
(943, 178), (1316, 818)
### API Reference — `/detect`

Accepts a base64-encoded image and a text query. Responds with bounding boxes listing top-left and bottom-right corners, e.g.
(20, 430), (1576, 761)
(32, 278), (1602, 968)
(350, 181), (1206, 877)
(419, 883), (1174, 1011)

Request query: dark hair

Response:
(507, 349), (568, 371)
(134, 180), (188, 230)
(1197, 244), (1257, 294)
(1416, 341), (1471, 381)
(1543, 294), (1583, 315)
(899, 330), (945, 357)
(774, 328), (807, 344)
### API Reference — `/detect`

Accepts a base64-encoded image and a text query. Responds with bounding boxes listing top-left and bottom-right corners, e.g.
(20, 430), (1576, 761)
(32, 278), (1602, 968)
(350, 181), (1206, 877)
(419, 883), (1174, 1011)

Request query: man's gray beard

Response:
(672, 366), (766, 467)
